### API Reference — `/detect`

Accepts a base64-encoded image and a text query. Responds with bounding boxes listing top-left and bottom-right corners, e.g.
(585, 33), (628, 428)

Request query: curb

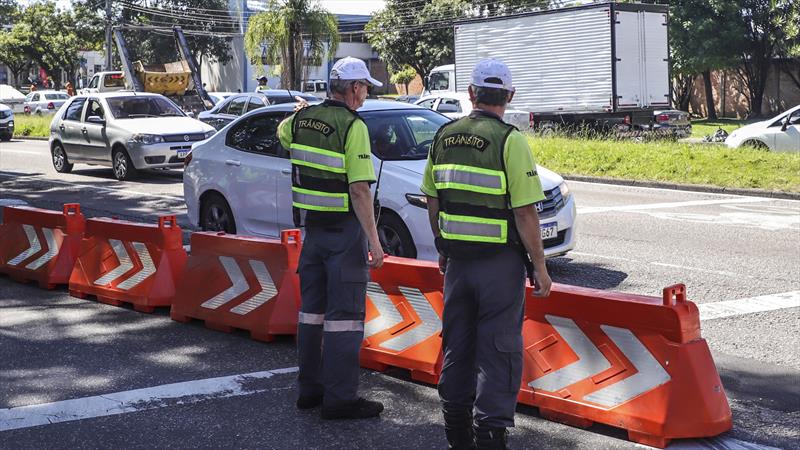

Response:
(563, 175), (800, 200)
(13, 136), (49, 141)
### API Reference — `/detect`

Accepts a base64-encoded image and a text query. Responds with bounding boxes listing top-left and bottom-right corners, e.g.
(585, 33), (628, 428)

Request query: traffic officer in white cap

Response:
(421, 58), (553, 449)
(278, 56), (385, 419)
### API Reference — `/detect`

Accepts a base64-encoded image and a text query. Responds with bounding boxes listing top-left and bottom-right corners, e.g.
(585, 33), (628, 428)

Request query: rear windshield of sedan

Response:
(107, 96), (184, 119)
(104, 74), (126, 88)
(44, 93), (69, 100)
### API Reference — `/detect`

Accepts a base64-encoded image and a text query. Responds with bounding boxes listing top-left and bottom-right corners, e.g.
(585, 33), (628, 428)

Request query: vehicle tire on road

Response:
(112, 147), (138, 180)
(200, 193), (236, 234)
(0, 134), (11, 142)
(51, 142), (73, 173)
(378, 211), (416, 258)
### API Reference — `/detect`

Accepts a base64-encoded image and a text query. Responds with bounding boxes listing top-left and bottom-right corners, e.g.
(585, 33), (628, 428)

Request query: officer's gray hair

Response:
(472, 85), (511, 107)
(329, 79), (359, 96)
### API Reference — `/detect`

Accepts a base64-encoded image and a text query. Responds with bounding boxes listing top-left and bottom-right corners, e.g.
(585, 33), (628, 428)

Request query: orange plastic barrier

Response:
(170, 230), (302, 341)
(68, 216), (186, 313)
(0, 204), (85, 289)
(518, 283), (732, 448)
(359, 257), (444, 384)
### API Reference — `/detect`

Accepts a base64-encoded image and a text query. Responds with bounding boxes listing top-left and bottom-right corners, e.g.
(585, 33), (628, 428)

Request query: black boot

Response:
(474, 425), (508, 450)
(321, 397), (384, 420)
(443, 408), (475, 450)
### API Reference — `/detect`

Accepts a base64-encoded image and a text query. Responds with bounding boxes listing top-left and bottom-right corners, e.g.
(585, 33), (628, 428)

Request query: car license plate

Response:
(177, 150), (189, 159)
(540, 222), (558, 240)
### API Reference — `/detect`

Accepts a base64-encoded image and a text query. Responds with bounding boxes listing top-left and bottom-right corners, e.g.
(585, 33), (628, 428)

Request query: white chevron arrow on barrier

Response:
(201, 257), (277, 313)
(25, 228), (59, 270)
(93, 240), (155, 290)
(528, 315), (672, 409)
(364, 284), (442, 352)
(8, 225), (42, 266)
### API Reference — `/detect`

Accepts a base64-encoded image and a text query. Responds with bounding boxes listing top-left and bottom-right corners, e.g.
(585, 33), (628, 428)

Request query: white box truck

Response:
(454, 2), (670, 132)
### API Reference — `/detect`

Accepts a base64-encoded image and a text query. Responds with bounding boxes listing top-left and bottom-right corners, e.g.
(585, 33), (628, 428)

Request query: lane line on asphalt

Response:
(698, 291), (800, 321)
(570, 251), (760, 279)
(0, 171), (184, 201)
(0, 366), (298, 432)
(577, 197), (770, 215)
(637, 435), (783, 449)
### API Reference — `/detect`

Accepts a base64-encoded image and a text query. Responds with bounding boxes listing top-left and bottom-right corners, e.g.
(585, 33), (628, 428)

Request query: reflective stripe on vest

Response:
(439, 211), (507, 244)
(290, 143), (346, 174)
(432, 164), (507, 195)
(292, 186), (349, 212)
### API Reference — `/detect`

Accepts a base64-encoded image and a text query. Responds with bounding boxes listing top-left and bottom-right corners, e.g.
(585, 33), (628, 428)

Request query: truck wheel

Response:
(112, 147), (138, 180)
(51, 142), (74, 173)
(378, 212), (416, 258)
(200, 194), (236, 234)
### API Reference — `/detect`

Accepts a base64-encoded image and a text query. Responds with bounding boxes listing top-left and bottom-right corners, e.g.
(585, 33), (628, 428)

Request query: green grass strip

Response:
(12, 114), (53, 137)
(529, 136), (800, 193)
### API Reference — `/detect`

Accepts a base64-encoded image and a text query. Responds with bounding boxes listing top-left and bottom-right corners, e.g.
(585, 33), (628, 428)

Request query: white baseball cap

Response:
(471, 58), (514, 92)
(330, 57), (383, 87)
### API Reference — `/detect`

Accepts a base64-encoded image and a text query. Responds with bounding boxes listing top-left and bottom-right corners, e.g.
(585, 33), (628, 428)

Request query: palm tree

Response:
(245, 0), (340, 90)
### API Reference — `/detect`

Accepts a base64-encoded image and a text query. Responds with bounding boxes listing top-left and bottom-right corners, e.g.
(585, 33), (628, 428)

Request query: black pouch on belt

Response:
(522, 250), (535, 286)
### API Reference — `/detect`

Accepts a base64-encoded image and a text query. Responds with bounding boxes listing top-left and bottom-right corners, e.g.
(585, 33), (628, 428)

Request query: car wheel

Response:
(200, 194), (236, 234)
(378, 212), (416, 258)
(742, 140), (768, 150)
(51, 142), (73, 173)
(0, 133), (10, 142)
(112, 147), (138, 180)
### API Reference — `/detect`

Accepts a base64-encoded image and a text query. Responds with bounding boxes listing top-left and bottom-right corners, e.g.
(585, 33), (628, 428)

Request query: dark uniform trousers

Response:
(296, 215), (369, 407)
(438, 246), (527, 428)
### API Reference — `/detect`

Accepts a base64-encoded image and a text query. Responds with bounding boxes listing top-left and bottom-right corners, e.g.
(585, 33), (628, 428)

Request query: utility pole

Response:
(105, 0), (112, 71)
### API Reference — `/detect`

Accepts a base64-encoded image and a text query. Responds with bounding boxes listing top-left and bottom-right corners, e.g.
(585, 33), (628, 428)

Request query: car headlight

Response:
(558, 181), (571, 200)
(204, 130), (216, 140)
(405, 193), (428, 209)
(8, 121), (13, 127)
(129, 134), (164, 145)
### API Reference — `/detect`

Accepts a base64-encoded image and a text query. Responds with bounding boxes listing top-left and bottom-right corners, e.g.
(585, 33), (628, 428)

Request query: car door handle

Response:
(59, 125), (65, 131)
(225, 159), (241, 166)
(281, 168), (291, 175)
(81, 128), (88, 133)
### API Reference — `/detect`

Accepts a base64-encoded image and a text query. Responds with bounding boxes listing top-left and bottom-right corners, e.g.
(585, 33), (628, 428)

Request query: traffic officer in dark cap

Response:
(421, 58), (553, 449)
(255, 75), (269, 92)
(278, 56), (385, 420)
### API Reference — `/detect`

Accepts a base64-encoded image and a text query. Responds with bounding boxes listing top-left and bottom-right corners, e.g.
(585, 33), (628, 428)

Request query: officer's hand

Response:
(368, 246), (385, 269)
(438, 255), (448, 275)
(532, 268), (552, 298)
(294, 97), (310, 112)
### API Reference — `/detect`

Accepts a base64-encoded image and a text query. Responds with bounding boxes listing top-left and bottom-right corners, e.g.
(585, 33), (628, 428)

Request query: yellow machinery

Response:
(133, 60), (192, 96)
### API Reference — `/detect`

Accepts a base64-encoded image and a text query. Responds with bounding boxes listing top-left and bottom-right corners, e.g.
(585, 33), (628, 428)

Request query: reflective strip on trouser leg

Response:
(439, 212), (507, 244)
(292, 187), (349, 212)
(299, 312), (325, 325)
(323, 320), (364, 332)
(433, 164), (507, 195)
(290, 144), (346, 173)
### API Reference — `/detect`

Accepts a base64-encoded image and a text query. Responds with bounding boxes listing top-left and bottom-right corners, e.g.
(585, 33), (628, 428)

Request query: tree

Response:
(245, 0), (340, 90)
(669, 0), (741, 119)
(0, 0), (16, 24)
(390, 66), (417, 94)
(0, 29), (30, 87)
(366, 0), (470, 90)
(774, 1), (800, 90)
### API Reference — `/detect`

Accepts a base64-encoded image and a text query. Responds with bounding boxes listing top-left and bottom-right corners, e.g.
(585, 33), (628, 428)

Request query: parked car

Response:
(0, 84), (26, 113)
(395, 95), (420, 103)
(198, 90), (318, 130)
(415, 92), (533, 131)
(649, 109), (692, 138)
(725, 105), (800, 152)
(301, 80), (328, 99)
(207, 92), (238, 105)
(24, 90), (70, 115)
(78, 71), (126, 95)
(184, 100), (577, 260)
(0, 104), (14, 141)
(49, 92), (216, 180)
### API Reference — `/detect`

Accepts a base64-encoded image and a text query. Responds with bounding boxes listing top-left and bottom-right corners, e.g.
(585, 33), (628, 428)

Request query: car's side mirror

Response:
(437, 104), (460, 113)
(86, 115), (105, 125)
(781, 116), (790, 132)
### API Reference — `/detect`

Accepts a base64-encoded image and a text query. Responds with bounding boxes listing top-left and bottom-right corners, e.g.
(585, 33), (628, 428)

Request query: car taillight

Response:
(656, 114), (670, 122)
(47, 102), (55, 109)
(183, 152), (193, 167)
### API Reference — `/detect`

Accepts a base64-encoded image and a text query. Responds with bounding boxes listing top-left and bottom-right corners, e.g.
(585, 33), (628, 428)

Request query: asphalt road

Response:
(1, 139), (798, 449)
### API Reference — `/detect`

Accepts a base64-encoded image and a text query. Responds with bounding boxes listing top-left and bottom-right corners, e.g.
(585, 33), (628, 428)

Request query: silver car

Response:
(49, 92), (216, 180)
(0, 103), (13, 141)
(24, 90), (70, 115)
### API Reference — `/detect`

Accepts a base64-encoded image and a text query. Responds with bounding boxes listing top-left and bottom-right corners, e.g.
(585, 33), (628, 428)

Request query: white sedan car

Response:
(24, 90), (70, 115)
(415, 92), (533, 132)
(184, 100), (577, 261)
(725, 105), (800, 152)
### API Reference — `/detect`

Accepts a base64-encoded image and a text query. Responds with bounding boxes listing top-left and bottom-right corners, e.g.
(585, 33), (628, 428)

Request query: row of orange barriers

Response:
(0, 203), (732, 447)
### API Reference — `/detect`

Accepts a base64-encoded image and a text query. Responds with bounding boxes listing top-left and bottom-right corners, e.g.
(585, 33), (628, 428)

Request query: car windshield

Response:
(107, 96), (184, 119)
(429, 72), (450, 91)
(361, 109), (451, 160)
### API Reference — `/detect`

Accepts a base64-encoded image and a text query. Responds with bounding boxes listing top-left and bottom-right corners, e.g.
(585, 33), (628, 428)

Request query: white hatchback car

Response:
(184, 100), (577, 260)
(415, 92), (533, 132)
(725, 105), (800, 152)
(24, 90), (70, 115)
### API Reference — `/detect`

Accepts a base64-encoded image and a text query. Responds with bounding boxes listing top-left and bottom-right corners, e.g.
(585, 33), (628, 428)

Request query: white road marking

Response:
(699, 291), (800, 321)
(0, 150), (41, 156)
(637, 435), (783, 449)
(571, 252), (758, 279)
(577, 197), (770, 215)
(0, 171), (183, 201)
(0, 366), (298, 432)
